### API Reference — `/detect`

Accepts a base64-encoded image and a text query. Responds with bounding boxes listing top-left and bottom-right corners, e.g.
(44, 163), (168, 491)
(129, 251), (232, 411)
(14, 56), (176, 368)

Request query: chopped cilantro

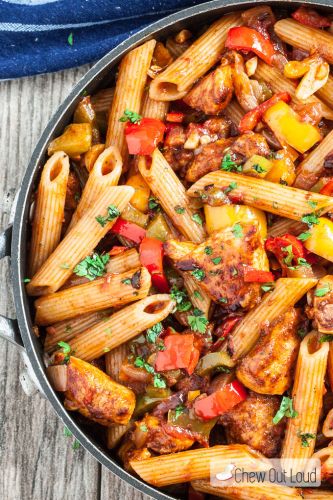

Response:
(58, 341), (71, 363)
(297, 232), (311, 242)
(315, 285), (331, 297)
(170, 286), (192, 312)
(23, 278), (30, 283)
(281, 245), (294, 266)
(188, 308), (208, 334)
(96, 204), (120, 227)
(211, 256), (222, 265)
(191, 213), (203, 225)
(193, 290), (203, 301)
(153, 373), (166, 388)
(140, 424), (148, 432)
(232, 223), (243, 238)
(121, 278), (132, 285)
(261, 282), (275, 292)
(74, 252), (110, 281)
(219, 297), (228, 303)
(204, 246), (213, 255)
(224, 181), (238, 194)
(146, 322), (163, 343)
(72, 440), (80, 450)
(119, 109), (142, 124)
(175, 405), (185, 419)
(191, 268), (205, 281)
(319, 334), (333, 343)
(220, 154), (242, 172)
(308, 200), (318, 210)
(174, 205), (185, 214)
(134, 355), (166, 388)
(301, 213), (319, 226)
(215, 366), (232, 373)
(253, 164), (266, 174)
(148, 197), (160, 211)
(64, 427), (72, 437)
(298, 431), (316, 448)
(273, 396), (298, 425)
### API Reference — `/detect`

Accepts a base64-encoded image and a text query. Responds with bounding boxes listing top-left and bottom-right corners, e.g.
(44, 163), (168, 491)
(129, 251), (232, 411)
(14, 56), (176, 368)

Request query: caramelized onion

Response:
(46, 365), (68, 391)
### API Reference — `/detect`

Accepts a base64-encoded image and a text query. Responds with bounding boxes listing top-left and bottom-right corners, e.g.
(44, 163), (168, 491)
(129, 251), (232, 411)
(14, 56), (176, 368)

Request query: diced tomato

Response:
(265, 233), (307, 268)
(111, 218), (146, 244)
(139, 237), (169, 292)
(194, 380), (247, 420)
(239, 92), (291, 133)
(166, 112), (184, 123)
(292, 6), (331, 28)
(320, 179), (333, 196)
(109, 246), (127, 256)
(243, 268), (275, 283)
(125, 118), (165, 155)
(155, 334), (199, 374)
(225, 26), (275, 65)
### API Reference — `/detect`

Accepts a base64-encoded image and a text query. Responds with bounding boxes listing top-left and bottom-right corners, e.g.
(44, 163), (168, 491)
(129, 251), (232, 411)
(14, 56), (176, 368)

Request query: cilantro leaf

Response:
(153, 373), (166, 388)
(308, 200), (318, 210)
(119, 109), (142, 124)
(315, 285), (331, 297)
(175, 405), (185, 419)
(253, 164), (266, 174)
(96, 204), (120, 227)
(170, 286), (192, 312)
(220, 154), (242, 172)
(174, 205), (185, 214)
(204, 246), (213, 255)
(319, 334), (333, 343)
(224, 182), (238, 194)
(273, 396), (298, 425)
(261, 282), (275, 292)
(191, 268), (205, 281)
(121, 278), (132, 285)
(193, 290), (203, 300)
(148, 197), (160, 211)
(73, 252), (110, 281)
(301, 213), (319, 226)
(297, 431), (316, 448)
(297, 232), (311, 242)
(232, 223), (243, 239)
(146, 322), (163, 343)
(211, 256), (222, 265)
(191, 213), (203, 225)
(58, 341), (71, 363)
(188, 308), (208, 334)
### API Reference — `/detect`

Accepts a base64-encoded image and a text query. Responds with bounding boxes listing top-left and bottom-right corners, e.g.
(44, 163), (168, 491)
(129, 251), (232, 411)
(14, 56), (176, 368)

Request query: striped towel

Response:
(0, 0), (201, 79)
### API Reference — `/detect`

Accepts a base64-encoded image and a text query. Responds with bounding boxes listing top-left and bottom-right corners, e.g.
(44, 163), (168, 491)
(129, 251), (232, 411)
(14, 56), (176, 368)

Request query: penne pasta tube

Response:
(191, 479), (302, 499)
(223, 99), (244, 127)
(275, 19), (333, 64)
(183, 274), (211, 318)
(26, 185), (134, 296)
(139, 150), (205, 243)
(106, 248), (140, 274)
(106, 40), (156, 162)
(107, 422), (131, 449)
(34, 267), (151, 326)
(187, 171), (333, 221)
(28, 152), (70, 277)
(91, 87), (114, 114)
(317, 74), (333, 108)
(56, 294), (175, 362)
(328, 344), (333, 392)
(303, 490), (333, 499)
(223, 278), (317, 361)
(281, 332), (329, 473)
(141, 89), (169, 121)
(254, 60), (333, 120)
(67, 146), (122, 231)
(130, 444), (270, 487)
(149, 13), (241, 101)
(44, 309), (111, 353)
(268, 218), (306, 238)
(294, 130), (333, 190)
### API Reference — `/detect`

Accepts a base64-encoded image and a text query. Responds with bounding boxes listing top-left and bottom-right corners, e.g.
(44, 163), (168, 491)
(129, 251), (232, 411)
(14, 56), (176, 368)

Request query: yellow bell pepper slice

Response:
(304, 217), (333, 262)
(126, 173), (150, 213)
(48, 123), (92, 157)
(242, 155), (273, 178)
(263, 101), (321, 153)
(204, 204), (267, 239)
(265, 149), (296, 186)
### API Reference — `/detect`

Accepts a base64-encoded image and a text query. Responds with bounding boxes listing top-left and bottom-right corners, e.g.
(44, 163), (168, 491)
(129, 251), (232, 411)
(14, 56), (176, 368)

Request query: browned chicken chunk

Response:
(170, 223), (268, 309)
(183, 63), (233, 115)
(221, 391), (285, 457)
(231, 131), (270, 159)
(236, 308), (301, 395)
(63, 356), (136, 426)
(310, 275), (333, 334)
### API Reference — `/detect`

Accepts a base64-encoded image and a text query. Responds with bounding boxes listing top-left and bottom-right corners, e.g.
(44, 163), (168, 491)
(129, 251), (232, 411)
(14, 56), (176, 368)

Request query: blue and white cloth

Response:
(0, 0), (203, 80)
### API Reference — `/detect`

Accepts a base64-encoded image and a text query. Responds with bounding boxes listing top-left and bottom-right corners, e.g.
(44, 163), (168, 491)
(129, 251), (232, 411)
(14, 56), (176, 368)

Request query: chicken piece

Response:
(236, 308), (301, 395)
(231, 52), (259, 111)
(173, 223), (268, 309)
(183, 63), (233, 115)
(164, 240), (197, 260)
(63, 356), (136, 426)
(221, 391), (285, 457)
(231, 131), (270, 160)
(312, 275), (333, 334)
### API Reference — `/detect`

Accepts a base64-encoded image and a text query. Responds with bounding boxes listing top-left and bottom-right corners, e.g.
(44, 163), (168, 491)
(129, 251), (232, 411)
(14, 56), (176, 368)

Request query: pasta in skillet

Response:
(27, 4), (333, 497)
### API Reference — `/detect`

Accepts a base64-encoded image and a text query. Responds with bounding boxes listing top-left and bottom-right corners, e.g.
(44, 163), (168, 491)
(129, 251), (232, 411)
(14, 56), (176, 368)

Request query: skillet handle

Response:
(0, 226), (24, 349)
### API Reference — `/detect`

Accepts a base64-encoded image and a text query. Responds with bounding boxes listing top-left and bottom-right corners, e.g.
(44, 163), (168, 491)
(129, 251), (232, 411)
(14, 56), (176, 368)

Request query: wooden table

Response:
(0, 67), (150, 500)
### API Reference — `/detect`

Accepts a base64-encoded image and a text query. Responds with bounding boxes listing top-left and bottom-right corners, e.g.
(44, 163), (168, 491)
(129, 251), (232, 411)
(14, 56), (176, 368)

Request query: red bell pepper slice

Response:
(320, 179), (333, 196)
(239, 92), (291, 133)
(225, 26), (275, 65)
(166, 112), (184, 123)
(111, 218), (146, 244)
(125, 117), (165, 155)
(139, 237), (169, 292)
(211, 315), (242, 351)
(155, 334), (199, 374)
(109, 246), (127, 256)
(243, 268), (275, 283)
(265, 233), (306, 268)
(292, 6), (331, 28)
(194, 380), (247, 420)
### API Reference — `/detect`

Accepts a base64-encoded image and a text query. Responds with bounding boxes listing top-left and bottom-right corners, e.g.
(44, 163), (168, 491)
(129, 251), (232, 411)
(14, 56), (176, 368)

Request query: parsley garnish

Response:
(319, 334), (333, 343)
(146, 322), (163, 343)
(58, 341), (71, 363)
(315, 285), (331, 297)
(273, 396), (298, 425)
(224, 182), (238, 194)
(24, 278), (30, 283)
(191, 213), (203, 225)
(121, 278), (132, 285)
(288, 258), (311, 270)
(191, 268), (205, 281)
(153, 373), (167, 388)
(297, 232), (311, 242)
(281, 245), (294, 266)
(219, 297), (228, 303)
(148, 197), (160, 211)
(298, 431), (316, 448)
(253, 164), (266, 174)
(211, 256), (222, 265)
(220, 154), (242, 172)
(72, 440), (80, 450)
(301, 213), (319, 226)
(193, 290), (203, 300)
(215, 366), (232, 373)
(308, 200), (318, 210)
(232, 223), (243, 238)
(96, 204), (120, 227)
(134, 356), (166, 388)
(204, 246), (213, 255)
(170, 286), (192, 312)
(175, 405), (185, 419)
(174, 205), (185, 214)
(261, 282), (275, 292)
(73, 252), (110, 281)
(140, 424), (148, 432)
(64, 427), (72, 437)
(188, 308), (208, 334)
(119, 109), (142, 124)
(68, 33), (74, 46)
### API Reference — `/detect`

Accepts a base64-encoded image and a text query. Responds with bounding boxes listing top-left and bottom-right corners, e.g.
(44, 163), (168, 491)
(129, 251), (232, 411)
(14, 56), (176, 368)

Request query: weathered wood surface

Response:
(0, 67), (149, 500)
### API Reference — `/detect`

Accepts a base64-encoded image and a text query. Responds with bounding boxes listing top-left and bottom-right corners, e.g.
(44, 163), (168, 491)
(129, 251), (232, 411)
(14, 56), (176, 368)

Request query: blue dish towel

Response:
(0, 0), (203, 80)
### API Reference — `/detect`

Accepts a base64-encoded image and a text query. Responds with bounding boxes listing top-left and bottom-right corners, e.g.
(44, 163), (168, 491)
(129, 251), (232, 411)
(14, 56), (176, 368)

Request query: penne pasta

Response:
(139, 150), (205, 243)
(281, 331), (329, 473)
(328, 345), (333, 392)
(303, 490), (333, 499)
(44, 309), (112, 353)
(130, 444), (270, 487)
(55, 294), (175, 362)
(149, 13), (241, 101)
(254, 60), (333, 120)
(317, 74), (333, 108)
(294, 130), (333, 190)
(223, 278), (317, 361)
(106, 40), (156, 162)
(141, 89), (169, 121)
(91, 87), (114, 114)
(107, 423), (131, 449)
(106, 248), (140, 274)
(267, 218), (306, 238)
(191, 479), (302, 499)
(183, 274), (211, 318)
(66, 146), (122, 231)
(223, 99), (244, 127)
(187, 171), (333, 222)
(34, 267), (151, 326)
(26, 185), (134, 296)
(28, 152), (70, 277)
(275, 18), (333, 65)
